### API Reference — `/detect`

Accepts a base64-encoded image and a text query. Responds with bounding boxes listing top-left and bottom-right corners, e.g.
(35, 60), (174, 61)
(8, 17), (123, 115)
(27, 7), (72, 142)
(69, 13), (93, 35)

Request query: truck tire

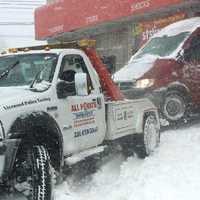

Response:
(135, 114), (160, 159)
(162, 91), (186, 122)
(14, 145), (53, 200)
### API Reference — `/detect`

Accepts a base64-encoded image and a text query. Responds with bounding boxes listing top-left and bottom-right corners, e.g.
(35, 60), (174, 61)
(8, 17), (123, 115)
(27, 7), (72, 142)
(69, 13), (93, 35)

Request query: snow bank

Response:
(2, 121), (200, 200)
(55, 124), (200, 200)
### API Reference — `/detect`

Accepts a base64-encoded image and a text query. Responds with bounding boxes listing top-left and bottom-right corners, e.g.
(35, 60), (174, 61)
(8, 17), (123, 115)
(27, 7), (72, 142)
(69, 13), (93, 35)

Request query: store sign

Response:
(35, 0), (183, 40)
(35, 1), (66, 39)
(133, 12), (187, 47)
(131, 0), (151, 12)
(128, 0), (183, 15)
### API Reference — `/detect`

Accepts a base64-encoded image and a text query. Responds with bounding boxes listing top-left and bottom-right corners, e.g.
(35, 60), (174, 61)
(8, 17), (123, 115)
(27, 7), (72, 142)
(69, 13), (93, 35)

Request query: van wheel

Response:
(14, 145), (53, 200)
(135, 114), (160, 159)
(162, 91), (186, 122)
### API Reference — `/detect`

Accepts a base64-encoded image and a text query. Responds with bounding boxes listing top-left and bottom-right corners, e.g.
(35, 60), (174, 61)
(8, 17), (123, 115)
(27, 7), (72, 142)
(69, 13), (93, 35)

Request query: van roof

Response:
(153, 17), (200, 38)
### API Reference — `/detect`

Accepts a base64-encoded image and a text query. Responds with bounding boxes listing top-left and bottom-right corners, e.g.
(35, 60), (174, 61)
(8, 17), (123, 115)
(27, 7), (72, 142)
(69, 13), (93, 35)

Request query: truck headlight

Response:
(135, 79), (154, 89)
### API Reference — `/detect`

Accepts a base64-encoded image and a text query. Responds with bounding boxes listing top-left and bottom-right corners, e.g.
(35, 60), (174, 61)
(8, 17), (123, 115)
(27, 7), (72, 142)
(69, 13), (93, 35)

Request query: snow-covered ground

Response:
(2, 120), (200, 200)
(55, 122), (200, 200)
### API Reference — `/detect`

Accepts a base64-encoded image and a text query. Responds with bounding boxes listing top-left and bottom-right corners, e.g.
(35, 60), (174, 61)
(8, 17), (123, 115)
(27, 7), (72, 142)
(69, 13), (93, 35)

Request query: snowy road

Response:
(2, 121), (200, 200)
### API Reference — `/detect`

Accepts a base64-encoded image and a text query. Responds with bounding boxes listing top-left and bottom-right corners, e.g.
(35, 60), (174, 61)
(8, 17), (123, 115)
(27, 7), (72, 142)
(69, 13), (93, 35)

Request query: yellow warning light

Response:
(78, 39), (96, 48)
(6, 39), (96, 53)
(44, 46), (51, 51)
(23, 48), (29, 52)
(1, 51), (7, 55)
(8, 48), (18, 53)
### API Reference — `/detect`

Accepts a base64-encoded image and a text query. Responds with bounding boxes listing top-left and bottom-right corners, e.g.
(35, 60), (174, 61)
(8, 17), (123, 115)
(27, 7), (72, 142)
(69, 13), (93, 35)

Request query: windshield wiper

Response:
(0, 60), (20, 80)
(30, 56), (57, 91)
(29, 67), (44, 89)
(29, 65), (51, 91)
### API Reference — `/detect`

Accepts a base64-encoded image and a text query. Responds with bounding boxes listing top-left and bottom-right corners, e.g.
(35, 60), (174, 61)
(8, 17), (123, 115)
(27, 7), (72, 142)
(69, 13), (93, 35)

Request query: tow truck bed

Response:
(105, 98), (157, 140)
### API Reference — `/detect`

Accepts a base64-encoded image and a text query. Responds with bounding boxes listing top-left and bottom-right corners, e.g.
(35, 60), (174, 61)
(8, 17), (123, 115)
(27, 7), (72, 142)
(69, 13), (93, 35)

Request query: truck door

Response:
(183, 32), (200, 103)
(57, 54), (106, 155)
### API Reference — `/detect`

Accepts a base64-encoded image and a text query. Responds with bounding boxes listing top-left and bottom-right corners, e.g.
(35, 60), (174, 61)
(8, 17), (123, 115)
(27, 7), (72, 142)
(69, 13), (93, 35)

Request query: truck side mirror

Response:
(56, 80), (76, 99)
(75, 73), (88, 96)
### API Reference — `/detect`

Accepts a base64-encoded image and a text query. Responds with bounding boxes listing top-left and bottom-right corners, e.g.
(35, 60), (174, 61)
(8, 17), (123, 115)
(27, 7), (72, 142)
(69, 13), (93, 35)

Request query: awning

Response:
(35, 0), (184, 40)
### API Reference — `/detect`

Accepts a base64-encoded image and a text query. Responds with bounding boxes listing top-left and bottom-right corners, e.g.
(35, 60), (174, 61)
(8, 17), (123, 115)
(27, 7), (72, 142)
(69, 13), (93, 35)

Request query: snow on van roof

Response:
(153, 17), (200, 38)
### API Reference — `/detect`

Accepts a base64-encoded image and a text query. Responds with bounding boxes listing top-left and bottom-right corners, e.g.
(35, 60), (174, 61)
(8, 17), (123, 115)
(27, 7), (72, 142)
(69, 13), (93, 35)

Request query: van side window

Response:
(59, 54), (93, 93)
(184, 35), (200, 63)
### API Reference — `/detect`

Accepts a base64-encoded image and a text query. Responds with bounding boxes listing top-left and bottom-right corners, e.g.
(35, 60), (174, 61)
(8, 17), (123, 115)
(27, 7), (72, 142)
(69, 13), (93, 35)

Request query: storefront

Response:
(35, 0), (200, 72)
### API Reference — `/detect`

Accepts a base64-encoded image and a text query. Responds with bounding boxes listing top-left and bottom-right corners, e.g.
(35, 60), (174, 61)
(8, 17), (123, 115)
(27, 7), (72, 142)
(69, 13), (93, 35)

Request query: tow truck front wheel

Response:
(14, 145), (53, 200)
(135, 114), (160, 158)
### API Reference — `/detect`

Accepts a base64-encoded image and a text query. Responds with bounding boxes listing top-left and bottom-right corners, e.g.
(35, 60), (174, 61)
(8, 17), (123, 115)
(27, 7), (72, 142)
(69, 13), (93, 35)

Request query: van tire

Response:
(162, 91), (186, 122)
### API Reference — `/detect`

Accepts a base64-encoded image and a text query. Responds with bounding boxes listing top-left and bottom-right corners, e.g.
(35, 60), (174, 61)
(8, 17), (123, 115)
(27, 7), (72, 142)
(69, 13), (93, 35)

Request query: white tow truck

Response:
(0, 40), (160, 200)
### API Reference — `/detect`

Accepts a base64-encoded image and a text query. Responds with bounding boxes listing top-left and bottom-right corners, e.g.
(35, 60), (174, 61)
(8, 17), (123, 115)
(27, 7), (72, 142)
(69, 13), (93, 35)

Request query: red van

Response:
(114, 17), (200, 122)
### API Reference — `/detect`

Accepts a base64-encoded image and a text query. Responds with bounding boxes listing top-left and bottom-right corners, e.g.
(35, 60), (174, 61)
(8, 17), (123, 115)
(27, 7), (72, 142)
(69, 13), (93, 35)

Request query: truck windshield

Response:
(0, 53), (58, 87)
(134, 32), (189, 59)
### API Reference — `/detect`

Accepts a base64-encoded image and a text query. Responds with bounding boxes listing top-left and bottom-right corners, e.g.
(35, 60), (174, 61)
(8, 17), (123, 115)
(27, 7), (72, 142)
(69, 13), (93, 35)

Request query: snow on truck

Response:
(0, 40), (160, 200)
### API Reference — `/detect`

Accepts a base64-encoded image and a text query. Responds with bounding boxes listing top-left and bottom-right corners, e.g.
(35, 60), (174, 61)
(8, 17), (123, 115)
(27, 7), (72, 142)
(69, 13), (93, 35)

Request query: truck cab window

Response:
(59, 54), (93, 93)
(0, 54), (58, 87)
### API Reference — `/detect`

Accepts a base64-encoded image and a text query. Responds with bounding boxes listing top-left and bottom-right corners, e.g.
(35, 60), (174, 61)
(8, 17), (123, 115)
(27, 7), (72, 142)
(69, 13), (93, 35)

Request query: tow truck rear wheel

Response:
(135, 114), (160, 159)
(14, 145), (53, 200)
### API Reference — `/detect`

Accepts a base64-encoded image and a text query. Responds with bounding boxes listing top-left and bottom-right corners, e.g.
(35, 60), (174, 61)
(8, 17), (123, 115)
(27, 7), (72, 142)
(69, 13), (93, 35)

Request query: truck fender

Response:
(6, 111), (63, 179)
(132, 98), (159, 134)
(135, 109), (160, 134)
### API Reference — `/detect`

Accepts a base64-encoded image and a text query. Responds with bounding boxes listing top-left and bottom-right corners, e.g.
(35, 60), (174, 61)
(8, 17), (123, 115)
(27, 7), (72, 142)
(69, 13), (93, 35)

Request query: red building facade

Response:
(35, 0), (199, 71)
